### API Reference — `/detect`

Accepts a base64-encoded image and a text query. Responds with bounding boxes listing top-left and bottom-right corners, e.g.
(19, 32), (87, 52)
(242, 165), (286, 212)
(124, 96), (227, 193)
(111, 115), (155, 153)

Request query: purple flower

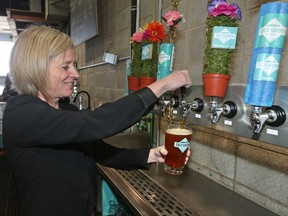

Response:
(208, 0), (227, 13)
(232, 3), (242, 20)
(142, 29), (149, 40)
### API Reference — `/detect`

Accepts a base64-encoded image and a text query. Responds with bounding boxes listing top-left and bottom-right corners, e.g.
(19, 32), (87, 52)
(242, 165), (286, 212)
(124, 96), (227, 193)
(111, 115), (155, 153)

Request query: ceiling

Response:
(0, 0), (69, 42)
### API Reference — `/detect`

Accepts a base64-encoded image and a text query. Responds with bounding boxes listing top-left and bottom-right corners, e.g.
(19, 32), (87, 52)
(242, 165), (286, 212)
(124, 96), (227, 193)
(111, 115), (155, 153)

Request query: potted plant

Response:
(203, 0), (241, 97)
(139, 21), (166, 89)
(128, 30), (144, 91)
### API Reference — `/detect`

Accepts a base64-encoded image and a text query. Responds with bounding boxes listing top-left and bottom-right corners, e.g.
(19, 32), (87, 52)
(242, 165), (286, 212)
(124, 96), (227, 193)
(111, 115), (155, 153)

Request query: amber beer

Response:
(164, 124), (192, 175)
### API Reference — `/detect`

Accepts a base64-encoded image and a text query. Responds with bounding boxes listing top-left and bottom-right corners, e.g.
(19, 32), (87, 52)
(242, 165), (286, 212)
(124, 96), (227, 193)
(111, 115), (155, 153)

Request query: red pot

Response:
(128, 76), (140, 91)
(139, 76), (156, 89)
(203, 74), (231, 97)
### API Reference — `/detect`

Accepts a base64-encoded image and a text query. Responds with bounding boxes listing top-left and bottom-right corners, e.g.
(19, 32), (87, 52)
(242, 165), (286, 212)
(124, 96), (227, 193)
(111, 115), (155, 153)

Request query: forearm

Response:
(90, 140), (151, 170)
(98, 148), (151, 170)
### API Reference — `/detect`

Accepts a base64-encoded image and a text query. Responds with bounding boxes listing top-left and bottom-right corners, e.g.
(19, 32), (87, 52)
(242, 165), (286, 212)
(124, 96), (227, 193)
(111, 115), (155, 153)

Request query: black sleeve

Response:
(3, 88), (158, 147)
(81, 140), (151, 170)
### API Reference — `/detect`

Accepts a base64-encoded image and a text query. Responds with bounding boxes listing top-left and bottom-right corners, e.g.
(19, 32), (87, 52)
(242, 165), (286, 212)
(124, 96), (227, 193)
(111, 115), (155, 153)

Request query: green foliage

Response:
(130, 42), (142, 77)
(141, 42), (159, 78)
(204, 15), (239, 74)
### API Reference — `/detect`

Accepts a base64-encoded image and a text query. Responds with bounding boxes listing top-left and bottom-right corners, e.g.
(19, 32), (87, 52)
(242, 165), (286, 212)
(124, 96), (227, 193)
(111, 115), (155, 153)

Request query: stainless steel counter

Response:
(97, 163), (277, 216)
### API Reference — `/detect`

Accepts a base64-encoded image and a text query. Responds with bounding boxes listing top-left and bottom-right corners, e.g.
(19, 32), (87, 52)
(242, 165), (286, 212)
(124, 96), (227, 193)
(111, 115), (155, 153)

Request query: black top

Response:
(3, 87), (158, 216)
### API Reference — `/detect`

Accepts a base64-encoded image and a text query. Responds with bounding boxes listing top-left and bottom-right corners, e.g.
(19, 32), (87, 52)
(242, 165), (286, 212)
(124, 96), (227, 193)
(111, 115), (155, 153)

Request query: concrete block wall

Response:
(75, 0), (288, 215)
(75, 0), (132, 108)
(188, 125), (288, 216)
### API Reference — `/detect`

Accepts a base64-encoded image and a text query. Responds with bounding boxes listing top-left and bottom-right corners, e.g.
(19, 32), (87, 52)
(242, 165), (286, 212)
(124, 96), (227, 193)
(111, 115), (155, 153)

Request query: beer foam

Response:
(166, 128), (192, 135)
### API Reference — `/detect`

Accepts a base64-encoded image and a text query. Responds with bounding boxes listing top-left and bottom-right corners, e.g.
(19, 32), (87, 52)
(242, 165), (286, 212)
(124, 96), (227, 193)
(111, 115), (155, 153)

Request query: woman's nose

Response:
(70, 67), (80, 78)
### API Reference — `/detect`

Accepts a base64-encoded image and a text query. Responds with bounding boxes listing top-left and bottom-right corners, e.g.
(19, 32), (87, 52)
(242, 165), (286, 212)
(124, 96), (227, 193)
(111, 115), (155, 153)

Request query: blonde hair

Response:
(9, 25), (74, 99)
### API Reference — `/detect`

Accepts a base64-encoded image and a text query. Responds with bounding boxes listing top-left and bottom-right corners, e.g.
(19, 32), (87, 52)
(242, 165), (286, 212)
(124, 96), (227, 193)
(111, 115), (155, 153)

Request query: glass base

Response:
(164, 164), (183, 175)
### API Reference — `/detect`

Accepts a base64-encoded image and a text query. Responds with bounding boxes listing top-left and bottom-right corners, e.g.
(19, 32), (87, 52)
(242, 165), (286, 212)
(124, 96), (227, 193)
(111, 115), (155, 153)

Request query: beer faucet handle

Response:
(180, 86), (186, 99)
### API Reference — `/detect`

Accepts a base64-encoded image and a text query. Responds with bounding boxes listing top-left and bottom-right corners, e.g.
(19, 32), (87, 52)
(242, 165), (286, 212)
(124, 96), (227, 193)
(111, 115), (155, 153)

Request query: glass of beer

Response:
(164, 124), (192, 175)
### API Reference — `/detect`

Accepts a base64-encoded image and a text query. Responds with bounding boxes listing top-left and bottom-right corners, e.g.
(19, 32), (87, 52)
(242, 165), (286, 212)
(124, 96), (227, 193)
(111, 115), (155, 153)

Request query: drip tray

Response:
(98, 164), (198, 216)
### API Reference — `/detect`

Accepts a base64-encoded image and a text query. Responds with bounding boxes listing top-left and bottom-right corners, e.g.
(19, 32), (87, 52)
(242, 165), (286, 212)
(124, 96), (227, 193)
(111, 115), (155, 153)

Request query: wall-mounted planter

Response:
(128, 76), (140, 91)
(139, 76), (156, 89)
(203, 74), (231, 98)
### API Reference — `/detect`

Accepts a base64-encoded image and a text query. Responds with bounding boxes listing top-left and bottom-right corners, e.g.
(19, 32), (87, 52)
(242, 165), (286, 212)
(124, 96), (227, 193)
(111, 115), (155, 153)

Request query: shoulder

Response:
(5, 94), (45, 108)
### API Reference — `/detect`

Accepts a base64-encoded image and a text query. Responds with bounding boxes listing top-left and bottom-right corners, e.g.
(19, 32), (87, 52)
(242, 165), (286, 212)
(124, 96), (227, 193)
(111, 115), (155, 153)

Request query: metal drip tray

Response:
(97, 164), (198, 216)
(116, 169), (198, 216)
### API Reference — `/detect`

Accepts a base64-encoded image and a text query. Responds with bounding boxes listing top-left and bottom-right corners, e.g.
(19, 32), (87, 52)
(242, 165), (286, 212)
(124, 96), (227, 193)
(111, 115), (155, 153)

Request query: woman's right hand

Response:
(148, 70), (192, 98)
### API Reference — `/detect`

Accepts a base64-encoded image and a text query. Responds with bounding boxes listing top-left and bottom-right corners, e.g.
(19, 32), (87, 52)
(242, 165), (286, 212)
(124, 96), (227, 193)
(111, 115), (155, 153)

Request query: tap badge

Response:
(256, 15), (288, 48)
(211, 26), (238, 49)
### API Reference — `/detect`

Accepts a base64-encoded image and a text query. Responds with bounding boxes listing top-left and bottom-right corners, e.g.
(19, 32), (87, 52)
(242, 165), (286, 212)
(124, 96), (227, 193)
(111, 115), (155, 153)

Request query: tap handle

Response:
(180, 86), (186, 99)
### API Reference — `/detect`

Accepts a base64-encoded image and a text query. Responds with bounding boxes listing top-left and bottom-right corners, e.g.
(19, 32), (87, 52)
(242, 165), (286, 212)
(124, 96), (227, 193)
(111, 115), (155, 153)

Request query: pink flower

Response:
(209, 1), (241, 20)
(163, 10), (183, 27)
(131, 31), (143, 43)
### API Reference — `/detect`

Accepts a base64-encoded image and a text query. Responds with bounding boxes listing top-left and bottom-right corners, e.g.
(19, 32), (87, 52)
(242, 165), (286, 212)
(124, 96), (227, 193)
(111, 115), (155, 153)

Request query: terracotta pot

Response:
(139, 76), (156, 89)
(202, 74), (231, 97)
(127, 76), (140, 91)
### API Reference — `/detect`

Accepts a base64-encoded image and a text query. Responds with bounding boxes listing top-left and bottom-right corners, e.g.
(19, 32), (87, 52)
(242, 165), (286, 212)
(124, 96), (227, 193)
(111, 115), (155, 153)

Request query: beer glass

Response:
(164, 124), (192, 175)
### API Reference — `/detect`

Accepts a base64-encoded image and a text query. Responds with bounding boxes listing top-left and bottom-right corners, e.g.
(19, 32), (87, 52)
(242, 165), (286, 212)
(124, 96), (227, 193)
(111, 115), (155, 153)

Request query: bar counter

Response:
(97, 163), (277, 216)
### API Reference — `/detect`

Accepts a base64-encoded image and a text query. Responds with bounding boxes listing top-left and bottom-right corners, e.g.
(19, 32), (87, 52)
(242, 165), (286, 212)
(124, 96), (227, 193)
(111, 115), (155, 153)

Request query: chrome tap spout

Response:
(180, 103), (193, 118)
(159, 93), (179, 124)
(210, 107), (223, 124)
(208, 97), (237, 124)
(180, 97), (204, 119)
(73, 90), (91, 110)
(250, 105), (286, 134)
(209, 97), (223, 124)
(251, 106), (268, 134)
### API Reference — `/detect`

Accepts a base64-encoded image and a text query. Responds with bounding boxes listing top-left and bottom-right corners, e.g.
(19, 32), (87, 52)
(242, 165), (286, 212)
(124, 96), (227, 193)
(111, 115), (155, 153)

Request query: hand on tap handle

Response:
(148, 70), (192, 98)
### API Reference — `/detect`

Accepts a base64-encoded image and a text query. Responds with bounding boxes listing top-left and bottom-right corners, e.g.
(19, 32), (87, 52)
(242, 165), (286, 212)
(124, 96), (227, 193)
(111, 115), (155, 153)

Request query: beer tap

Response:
(179, 87), (204, 120)
(209, 97), (237, 124)
(250, 105), (286, 134)
(159, 92), (179, 124)
(69, 75), (91, 110)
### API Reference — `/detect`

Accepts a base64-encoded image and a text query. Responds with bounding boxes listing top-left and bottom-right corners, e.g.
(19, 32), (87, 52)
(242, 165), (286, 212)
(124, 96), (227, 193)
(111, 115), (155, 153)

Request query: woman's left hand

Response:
(147, 145), (191, 164)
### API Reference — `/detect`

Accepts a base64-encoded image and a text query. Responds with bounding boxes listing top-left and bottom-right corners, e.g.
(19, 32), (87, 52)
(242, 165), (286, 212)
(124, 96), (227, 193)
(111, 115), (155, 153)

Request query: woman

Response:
(3, 25), (192, 216)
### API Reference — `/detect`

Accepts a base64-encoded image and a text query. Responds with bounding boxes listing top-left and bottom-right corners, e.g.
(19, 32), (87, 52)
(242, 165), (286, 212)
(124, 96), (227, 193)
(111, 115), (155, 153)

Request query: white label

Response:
(195, 113), (201, 119)
(224, 120), (232, 126)
(266, 128), (278, 136)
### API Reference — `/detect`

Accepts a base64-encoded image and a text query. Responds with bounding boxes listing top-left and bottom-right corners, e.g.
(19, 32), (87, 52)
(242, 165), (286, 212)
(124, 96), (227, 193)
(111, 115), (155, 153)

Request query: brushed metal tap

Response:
(73, 90), (91, 110)
(251, 106), (268, 134)
(209, 97), (237, 124)
(251, 105), (286, 134)
(209, 97), (223, 124)
(159, 92), (180, 124)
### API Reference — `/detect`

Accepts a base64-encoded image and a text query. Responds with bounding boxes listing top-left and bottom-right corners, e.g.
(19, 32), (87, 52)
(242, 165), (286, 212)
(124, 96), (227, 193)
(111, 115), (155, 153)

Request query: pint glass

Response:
(164, 124), (192, 175)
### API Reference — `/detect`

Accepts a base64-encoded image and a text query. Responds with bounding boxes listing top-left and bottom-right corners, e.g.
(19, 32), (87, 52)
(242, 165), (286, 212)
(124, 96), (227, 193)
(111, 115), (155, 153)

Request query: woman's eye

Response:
(62, 65), (69, 70)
